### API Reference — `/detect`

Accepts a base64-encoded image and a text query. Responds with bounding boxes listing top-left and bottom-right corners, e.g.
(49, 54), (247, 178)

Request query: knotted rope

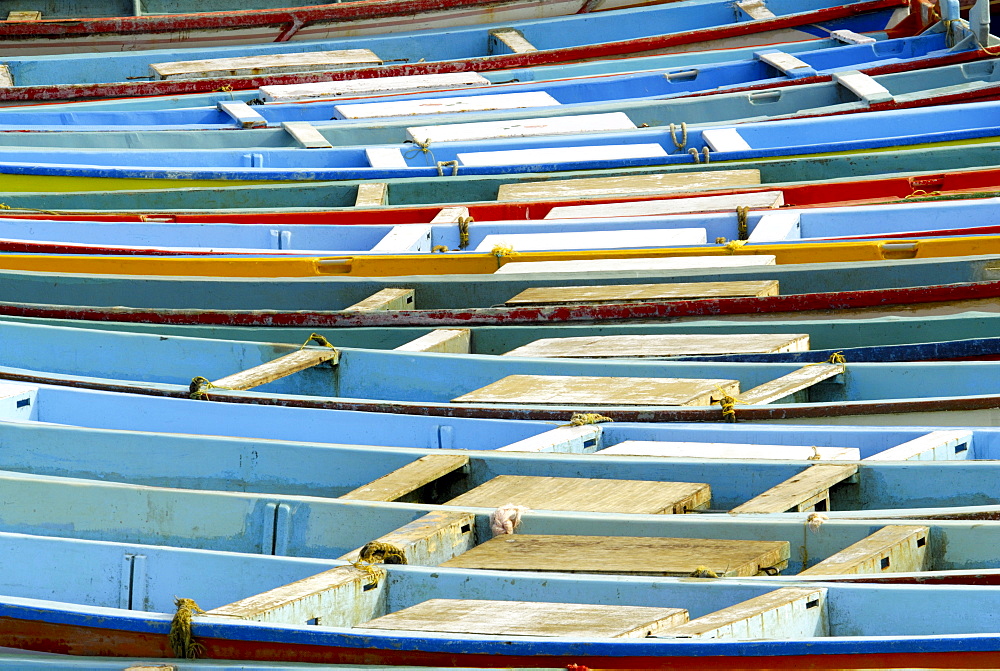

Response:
(432, 245), (450, 253)
(404, 139), (435, 164)
(689, 566), (719, 579)
(457, 216), (473, 250)
(714, 385), (743, 423)
(491, 244), (518, 259)
(357, 541), (407, 565)
(436, 160), (459, 176)
(189, 376), (230, 400)
(564, 413), (613, 427)
(723, 240), (746, 254)
(805, 351), (847, 367)
(0, 202), (63, 216)
(300, 332), (336, 350)
(807, 512), (829, 532)
(490, 504), (530, 536)
(169, 598), (206, 659)
(736, 205), (750, 241)
(669, 122), (688, 150)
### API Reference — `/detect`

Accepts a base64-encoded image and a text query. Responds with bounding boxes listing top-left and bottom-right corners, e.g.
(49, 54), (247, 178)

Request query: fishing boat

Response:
(0, 33), (984, 134)
(0, 0), (924, 104)
(0, 0), (676, 56)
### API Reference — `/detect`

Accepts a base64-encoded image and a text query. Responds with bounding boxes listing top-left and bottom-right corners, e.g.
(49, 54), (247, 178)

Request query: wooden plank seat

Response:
(207, 347), (339, 393)
(359, 599), (688, 638)
(834, 70), (894, 105)
(457, 143), (668, 168)
(451, 374), (740, 406)
(543, 190), (783, 220)
(394, 329), (471, 354)
(340, 511), (476, 566)
(728, 464), (859, 514)
(475, 227), (708, 253)
(864, 430), (973, 460)
(496, 169), (761, 201)
(443, 475), (711, 514)
(747, 211), (801, 242)
(354, 182), (388, 206)
(343, 288), (414, 312)
(504, 280), (779, 306)
(736, 0), (776, 19)
(217, 101), (266, 128)
(702, 128), (753, 153)
(495, 425), (604, 453)
(337, 91), (559, 120)
(370, 225), (432, 253)
(489, 28), (538, 54)
(736, 363), (846, 405)
(260, 72), (491, 103)
(756, 51), (816, 77)
(798, 525), (930, 575)
(502, 333), (808, 359)
(340, 454), (470, 503)
(440, 535), (789, 577)
(281, 121), (333, 149)
(493, 255), (777, 274)
(596, 441), (860, 461)
(6, 11), (42, 20)
(430, 206), (470, 223)
(658, 587), (827, 639)
(150, 49), (382, 80)
(407, 112), (636, 145)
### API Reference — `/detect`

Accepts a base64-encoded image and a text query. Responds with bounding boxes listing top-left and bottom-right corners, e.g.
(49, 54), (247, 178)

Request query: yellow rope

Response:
(736, 205), (750, 241)
(723, 240), (747, 254)
(714, 384), (743, 423)
(432, 245), (450, 253)
(805, 352), (847, 367)
(715, 236), (727, 244)
(0, 202), (64, 216)
(214, 85), (233, 93)
(299, 332), (336, 350)
(358, 541), (407, 565)
(457, 216), (473, 250)
(188, 376), (231, 400)
(491, 244), (518, 259)
(903, 189), (942, 199)
(689, 566), (719, 579)
(564, 413), (613, 426)
(169, 598), (206, 659)
(404, 139), (435, 163)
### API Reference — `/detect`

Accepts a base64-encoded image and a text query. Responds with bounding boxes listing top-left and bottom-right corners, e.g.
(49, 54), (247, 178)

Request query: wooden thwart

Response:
(339, 91), (559, 120)
(430, 206), (470, 224)
(260, 72), (491, 103)
(407, 112), (636, 145)
(864, 430), (973, 461)
(729, 464), (859, 514)
(6, 11), (42, 20)
(441, 535), (789, 577)
(497, 169), (761, 201)
(489, 28), (538, 54)
(340, 511), (475, 566)
(354, 182), (388, 206)
(737, 363), (845, 405)
(799, 525), (930, 575)
(475, 228), (707, 253)
(340, 454), (469, 503)
(494, 255), (777, 275)
(282, 122), (333, 149)
(756, 51), (814, 76)
(344, 288), (414, 312)
(0, 65), (14, 88)
(495, 425), (603, 453)
(544, 190), (783, 220)
(395, 329), (471, 354)
(360, 599), (689, 638)
(505, 280), (779, 306)
(151, 49), (382, 80)
(444, 475), (711, 514)
(834, 70), (894, 105)
(370, 225), (432, 253)
(452, 374), (739, 406)
(737, 0), (777, 19)
(503, 333), (809, 359)
(458, 143), (668, 168)
(217, 101), (266, 128)
(211, 347), (339, 392)
(597, 441), (860, 461)
(661, 587), (827, 639)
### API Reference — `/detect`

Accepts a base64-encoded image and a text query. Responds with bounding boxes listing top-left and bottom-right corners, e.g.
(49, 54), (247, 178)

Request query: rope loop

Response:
(358, 541), (407, 565)
(714, 385), (743, 423)
(736, 205), (750, 241)
(189, 376), (231, 400)
(491, 244), (518, 259)
(490, 504), (530, 536)
(689, 566), (720, 579)
(688, 147), (701, 164)
(723, 240), (746, 254)
(300, 332), (336, 350)
(432, 245), (450, 253)
(457, 216), (473, 250)
(404, 139), (435, 164)
(805, 351), (847, 367)
(669, 122), (688, 150)
(564, 412), (613, 427)
(169, 597), (206, 659)
(436, 160), (459, 176)
(702, 146), (711, 163)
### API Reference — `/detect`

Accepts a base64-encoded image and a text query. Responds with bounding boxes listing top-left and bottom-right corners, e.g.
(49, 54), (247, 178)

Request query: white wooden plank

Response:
(474, 228), (707, 253)
(151, 49), (382, 80)
(365, 147), (408, 168)
(729, 464), (859, 514)
(6, 11), (42, 20)
(216, 101), (266, 128)
(489, 28), (538, 54)
(496, 425), (604, 453)
(702, 128), (753, 153)
(736, 0), (776, 19)
(394, 329), (471, 354)
(430, 206), (469, 224)
(212, 348), (339, 391)
(833, 71), (894, 104)
(497, 169), (761, 201)
(661, 587), (827, 640)
(0, 383), (36, 422)
(747, 211), (801, 242)
(407, 113), (636, 145)
(494, 255), (776, 274)
(598, 441), (860, 461)
(799, 525), (930, 575)
(756, 51), (812, 76)
(281, 121), (333, 149)
(0, 66), (12, 88)
(339, 511), (475, 566)
(831, 29), (877, 45)
(337, 91), (559, 120)
(260, 72), (490, 102)
(370, 225), (432, 253)
(355, 182), (388, 206)
(344, 288), (415, 312)
(503, 333), (809, 358)
(864, 430), (973, 461)
(545, 191), (784, 220)
(459, 143), (668, 167)
(738, 363), (845, 405)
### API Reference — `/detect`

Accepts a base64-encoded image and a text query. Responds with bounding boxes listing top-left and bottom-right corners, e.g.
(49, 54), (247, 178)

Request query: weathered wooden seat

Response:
(659, 587), (827, 639)
(370, 225), (432, 253)
(365, 147), (408, 168)
(444, 475), (711, 514)
(208, 347), (339, 393)
(151, 49), (382, 80)
(451, 374), (740, 406)
(702, 128), (753, 153)
(458, 143), (668, 168)
(799, 525), (930, 575)
(440, 534), (789, 577)
(343, 288), (414, 312)
(218, 101), (266, 128)
(338, 91), (559, 120)
(340, 511), (476, 566)
(407, 112), (636, 145)
(394, 329), (471, 353)
(260, 72), (491, 103)
(340, 454), (470, 503)
(281, 121), (333, 149)
(359, 599), (689, 638)
(430, 206), (470, 223)
(6, 11), (41, 20)
(503, 333), (808, 359)
(505, 280), (779, 306)
(489, 28), (538, 54)
(493, 255), (776, 274)
(728, 464), (859, 514)
(354, 182), (388, 206)
(496, 169), (761, 201)
(736, 0), (776, 19)
(544, 190), (783, 220)
(747, 211), (801, 241)
(864, 430), (973, 460)
(756, 51), (816, 77)
(597, 441), (860, 461)
(495, 424), (604, 453)
(834, 70), (894, 105)
(476, 227), (708, 253)
(736, 362), (845, 405)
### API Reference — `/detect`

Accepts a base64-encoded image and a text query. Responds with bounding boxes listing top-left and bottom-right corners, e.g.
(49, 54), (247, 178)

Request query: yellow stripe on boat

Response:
(0, 235), (996, 277)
